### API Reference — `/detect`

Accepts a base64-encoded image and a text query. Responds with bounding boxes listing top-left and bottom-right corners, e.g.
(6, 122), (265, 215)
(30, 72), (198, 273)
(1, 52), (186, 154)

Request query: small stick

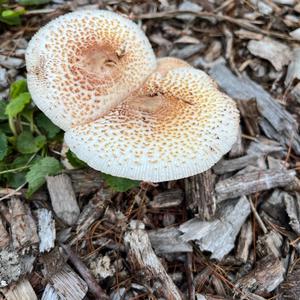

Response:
(185, 253), (195, 300)
(248, 198), (268, 234)
(60, 243), (109, 300)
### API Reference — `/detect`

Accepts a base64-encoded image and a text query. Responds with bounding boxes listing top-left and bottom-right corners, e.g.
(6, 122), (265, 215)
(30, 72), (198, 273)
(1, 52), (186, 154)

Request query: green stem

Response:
(8, 116), (17, 136)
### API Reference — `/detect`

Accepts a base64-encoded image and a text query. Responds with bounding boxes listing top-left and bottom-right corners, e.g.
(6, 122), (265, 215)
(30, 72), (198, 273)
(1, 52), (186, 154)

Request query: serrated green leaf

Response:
(17, 0), (50, 6)
(0, 132), (8, 160)
(26, 157), (62, 197)
(66, 149), (87, 168)
(0, 101), (7, 120)
(9, 79), (28, 99)
(36, 113), (61, 139)
(101, 173), (140, 192)
(16, 131), (46, 154)
(5, 92), (31, 118)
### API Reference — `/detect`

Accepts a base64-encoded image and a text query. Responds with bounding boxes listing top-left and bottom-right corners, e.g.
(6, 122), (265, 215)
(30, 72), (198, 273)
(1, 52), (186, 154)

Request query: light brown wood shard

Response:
(215, 169), (296, 202)
(47, 174), (80, 226)
(49, 265), (88, 300)
(124, 224), (183, 300)
(1, 279), (37, 300)
(185, 170), (216, 220)
(235, 255), (285, 295)
(9, 197), (39, 251)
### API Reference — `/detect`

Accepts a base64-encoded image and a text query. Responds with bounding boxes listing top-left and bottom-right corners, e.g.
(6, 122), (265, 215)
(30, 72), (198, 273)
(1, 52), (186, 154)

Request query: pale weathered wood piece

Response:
(148, 227), (192, 254)
(284, 192), (300, 235)
(70, 189), (110, 245)
(150, 189), (184, 208)
(185, 170), (216, 220)
(41, 284), (59, 300)
(0, 216), (9, 249)
(124, 225), (183, 300)
(215, 169), (296, 202)
(36, 208), (56, 253)
(8, 197), (39, 251)
(213, 154), (260, 175)
(49, 264), (88, 300)
(46, 174), (80, 226)
(209, 63), (300, 154)
(236, 219), (252, 263)
(180, 196), (250, 260)
(236, 256), (285, 296)
(1, 279), (37, 300)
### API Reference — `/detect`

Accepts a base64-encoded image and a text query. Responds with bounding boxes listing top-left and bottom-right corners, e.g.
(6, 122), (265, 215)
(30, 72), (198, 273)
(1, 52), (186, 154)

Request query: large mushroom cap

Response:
(26, 10), (156, 131)
(65, 67), (240, 182)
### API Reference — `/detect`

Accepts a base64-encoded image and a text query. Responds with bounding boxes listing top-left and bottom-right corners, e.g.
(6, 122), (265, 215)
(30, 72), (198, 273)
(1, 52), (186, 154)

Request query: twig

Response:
(249, 198), (268, 234)
(133, 10), (296, 41)
(0, 182), (26, 202)
(60, 243), (110, 300)
(185, 253), (195, 300)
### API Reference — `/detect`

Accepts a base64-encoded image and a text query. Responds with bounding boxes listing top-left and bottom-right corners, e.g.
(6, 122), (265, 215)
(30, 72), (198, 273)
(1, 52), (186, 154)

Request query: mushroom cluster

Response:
(26, 10), (239, 182)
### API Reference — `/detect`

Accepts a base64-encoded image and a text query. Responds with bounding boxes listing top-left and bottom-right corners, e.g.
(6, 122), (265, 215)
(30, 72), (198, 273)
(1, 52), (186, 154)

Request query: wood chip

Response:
(148, 227), (192, 254)
(284, 192), (300, 235)
(279, 261), (300, 299)
(48, 264), (88, 300)
(236, 220), (252, 263)
(184, 170), (216, 220)
(124, 224), (183, 300)
(213, 154), (260, 175)
(235, 255), (285, 295)
(9, 197), (39, 251)
(180, 197), (251, 260)
(1, 279), (37, 300)
(41, 284), (59, 300)
(0, 55), (24, 69)
(36, 208), (56, 253)
(215, 169), (296, 202)
(47, 174), (80, 226)
(70, 189), (110, 245)
(285, 48), (300, 86)
(150, 189), (183, 208)
(209, 63), (300, 154)
(0, 216), (9, 249)
(247, 37), (292, 71)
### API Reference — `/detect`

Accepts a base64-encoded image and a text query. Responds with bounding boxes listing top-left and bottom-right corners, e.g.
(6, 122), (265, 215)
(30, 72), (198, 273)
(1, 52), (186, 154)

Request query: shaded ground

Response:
(1, 0), (300, 299)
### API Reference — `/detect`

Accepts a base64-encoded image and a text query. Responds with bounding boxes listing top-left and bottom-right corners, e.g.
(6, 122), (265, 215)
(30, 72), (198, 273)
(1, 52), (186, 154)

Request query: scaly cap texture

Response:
(65, 67), (240, 182)
(26, 10), (156, 130)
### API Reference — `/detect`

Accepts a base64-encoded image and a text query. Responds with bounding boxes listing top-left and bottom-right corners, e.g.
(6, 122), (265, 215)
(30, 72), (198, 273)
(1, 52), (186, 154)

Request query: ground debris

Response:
(1, 1), (300, 299)
(235, 255), (285, 296)
(124, 222), (183, 299)
(180, 196), (250, 260)
(247, 37), (292, 71)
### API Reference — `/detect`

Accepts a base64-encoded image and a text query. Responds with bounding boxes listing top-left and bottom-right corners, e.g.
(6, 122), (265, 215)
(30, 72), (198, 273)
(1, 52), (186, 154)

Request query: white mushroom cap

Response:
(65, 67), (240, 182)
(26, 10), (156, 131)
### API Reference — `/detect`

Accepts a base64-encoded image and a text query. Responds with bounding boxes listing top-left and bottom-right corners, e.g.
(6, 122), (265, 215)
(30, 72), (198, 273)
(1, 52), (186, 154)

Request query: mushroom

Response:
(26, 10), (239, 182)
(65, 66), (239, 182)
(25, 10), (156, 131)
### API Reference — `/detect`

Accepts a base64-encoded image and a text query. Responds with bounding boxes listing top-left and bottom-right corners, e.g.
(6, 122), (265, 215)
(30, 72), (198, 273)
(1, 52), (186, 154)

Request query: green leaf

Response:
(0, 101), (7, 120)
(7, 172), (26, 188)
(0, 8), (25, 26)
(66, 149), (87, 168)
(0, 132), (8, 160)
(16, 131), (46, 154)
(5, 92), (31, 118)
(9, 79), (28, 99)
(36, 113), (61, 139)
(26, 157), (62, 197)
(101, 173), (140, 192)
(17, 0), (51, 6)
